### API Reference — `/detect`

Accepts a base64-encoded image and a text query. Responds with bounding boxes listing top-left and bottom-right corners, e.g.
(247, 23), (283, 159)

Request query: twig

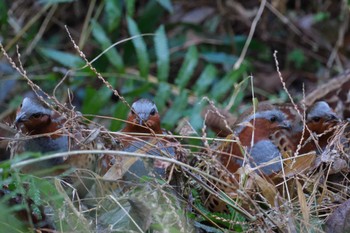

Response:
(233, 0), (266, 70)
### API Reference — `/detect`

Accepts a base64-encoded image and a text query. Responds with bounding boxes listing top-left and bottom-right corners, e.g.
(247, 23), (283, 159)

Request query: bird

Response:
(201, 105), (236, 137)
(121, 98), (163, 142)
(304, 69), (350, 119)
(202, 100), (340, 155)
(198, 103), (292, 213)
(216, 103), (291, 175)
(271, 101), (340, 155)
(14, 96), (104, 197)
(14, 96), (68, 172)
(106, 98), (185, 183)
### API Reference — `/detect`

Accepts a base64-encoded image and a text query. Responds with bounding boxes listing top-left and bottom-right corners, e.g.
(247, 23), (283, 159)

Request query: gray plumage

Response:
(249, 139), (282, 175)
(307, 101), (339, 121)
(235, 109), (289, 134)
(131, 99), (158, 124)
(15, 97), (52, 122)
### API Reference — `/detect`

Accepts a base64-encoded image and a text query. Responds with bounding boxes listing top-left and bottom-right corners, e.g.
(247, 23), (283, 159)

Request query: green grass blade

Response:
(91, 20), (124, 73)
(210, 68), (245, 101)
(126, 0), (136, 16)
(194, 64), (217, 96)
(156, 0), (173, 13)
(175, 46), (198, 90)
(104, 0), (122, 32)
(162, 91), (188, 128)
(127, 16), (150, 78)
(154, 82), (171, 112)
(0, 1), (8, 27)
(154, 25), (169, 82)
(39, 48), (84, 68)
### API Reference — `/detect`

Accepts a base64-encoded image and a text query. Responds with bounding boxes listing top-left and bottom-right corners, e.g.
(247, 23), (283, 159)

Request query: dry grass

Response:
(0, 28), (349, 233)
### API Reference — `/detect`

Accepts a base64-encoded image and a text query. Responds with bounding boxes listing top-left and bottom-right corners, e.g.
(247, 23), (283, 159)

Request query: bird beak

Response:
(137, 113), (149, 125)
(326, 113), (340, 122)
(279, 120), (292, 130)
(15, 112), (27, 124)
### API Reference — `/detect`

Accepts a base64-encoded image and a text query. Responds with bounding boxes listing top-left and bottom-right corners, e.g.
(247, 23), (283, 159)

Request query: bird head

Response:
(124, 98), (162, 134)
(15, 97), (53, 135)
(306, 101), (340, 134)
(234, 104), (291, 145)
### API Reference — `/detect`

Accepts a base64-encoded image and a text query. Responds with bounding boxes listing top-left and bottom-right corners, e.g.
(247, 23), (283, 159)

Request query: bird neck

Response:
(24, 113), (64, 139)
(122, 124), (163, 135)
(237, 123), (271, 147)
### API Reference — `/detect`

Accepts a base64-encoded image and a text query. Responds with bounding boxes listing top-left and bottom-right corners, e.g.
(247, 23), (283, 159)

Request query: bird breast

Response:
(248, 140), (282, 176)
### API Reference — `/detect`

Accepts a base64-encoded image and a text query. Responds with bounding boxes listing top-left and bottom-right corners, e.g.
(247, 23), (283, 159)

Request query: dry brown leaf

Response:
(296, 180), (310, 225)
(102, 138), (162, 181)
(282, 152), (316, 177)
(250, 172), (278, 207)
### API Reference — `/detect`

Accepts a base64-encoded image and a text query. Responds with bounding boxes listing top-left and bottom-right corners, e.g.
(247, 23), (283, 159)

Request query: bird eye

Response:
(32, 113), (43, 118)
(270, 116), (277, 122)
(312, 116), (321, 122)
(150, 108), (156, 116)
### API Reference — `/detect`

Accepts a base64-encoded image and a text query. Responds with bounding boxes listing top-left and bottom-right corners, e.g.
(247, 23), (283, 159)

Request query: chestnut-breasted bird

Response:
(202, 100), (340, 156)
(216, 103), (291, 175)
(199, 103), (291, 213)
(116, 98), (183, 181)
(300, 101), (340, 153)
(271, 101), (340, 155)
(14, 96), (100, 196)
(15, 97), (67, 171)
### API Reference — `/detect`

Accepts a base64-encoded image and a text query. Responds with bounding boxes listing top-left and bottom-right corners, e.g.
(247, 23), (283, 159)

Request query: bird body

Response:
(114, 98), (182, 182)
(216, 104), (291, 176)
(199, 103), (292, 213)
(15, 97), (68, 170)
(271, 101), (340, 155)
(121, 98), (163, 135)
(14, 96), (100, 195)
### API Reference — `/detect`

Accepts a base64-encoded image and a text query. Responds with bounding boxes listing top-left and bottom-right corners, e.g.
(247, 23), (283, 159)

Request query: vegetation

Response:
(0, 0), (349, 232)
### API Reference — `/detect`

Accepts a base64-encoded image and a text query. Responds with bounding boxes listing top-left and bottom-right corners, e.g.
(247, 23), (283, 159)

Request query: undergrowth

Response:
(0, 0), (350, 232)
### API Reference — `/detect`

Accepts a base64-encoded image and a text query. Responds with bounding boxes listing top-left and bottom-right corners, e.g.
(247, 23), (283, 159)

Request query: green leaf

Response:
(162, 91), (188, 127)
(156, 0), (173, 13)
(154, 82), (171, 112)
(313, 12), (330, 22)
(201, 52), (237, 64)
(125, 0), (136, 16)
(38, 48), (84, 68)
(189, 103), (204, 131)
(0, 1), (7, 26)
(194, 64), (217, 96)
(138, 0), (165, 32)
(127, 16), (150, 78)
(154, 25), (169, 82)
(38, 0), (73, 4)
(175, 46), (198, 90)
(110, 101), (129, 131)
(82, 86), (112, 116)
(91, 20), (124, 72)
(287, 49), (305, 69)
(104, 0), (122, 32)
(210, 69), (243, 101)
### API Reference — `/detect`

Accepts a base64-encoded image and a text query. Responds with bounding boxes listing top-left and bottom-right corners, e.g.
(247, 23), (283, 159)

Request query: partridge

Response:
(15, 97), (68, 172)
(271, 101), (340, 155)
(304, 69), (350, 119)
(217, 103), (292, 175)
(199, 103), (291, 213)
(14, 96), (103, 196)
(106, 98), (183, 182)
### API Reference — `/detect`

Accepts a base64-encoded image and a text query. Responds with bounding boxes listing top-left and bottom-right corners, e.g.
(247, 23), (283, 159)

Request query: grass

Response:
(0, 0), (350, 232)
